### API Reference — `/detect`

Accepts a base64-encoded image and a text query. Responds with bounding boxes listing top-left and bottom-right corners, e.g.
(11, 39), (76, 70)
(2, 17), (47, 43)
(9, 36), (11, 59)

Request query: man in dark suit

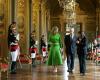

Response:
(64, 27), (77, 73)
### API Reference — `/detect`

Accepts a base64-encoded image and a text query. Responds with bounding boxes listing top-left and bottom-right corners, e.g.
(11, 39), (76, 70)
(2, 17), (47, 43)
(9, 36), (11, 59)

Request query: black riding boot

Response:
(32, 58), (36, 67)
(11, 61), (17, 74)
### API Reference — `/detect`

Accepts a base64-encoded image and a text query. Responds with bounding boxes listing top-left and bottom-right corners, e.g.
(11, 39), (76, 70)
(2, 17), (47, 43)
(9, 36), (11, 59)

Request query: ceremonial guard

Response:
(40, 35), (47, 63)
(30, 32), (38, 67)
(8, 22), (20, 74)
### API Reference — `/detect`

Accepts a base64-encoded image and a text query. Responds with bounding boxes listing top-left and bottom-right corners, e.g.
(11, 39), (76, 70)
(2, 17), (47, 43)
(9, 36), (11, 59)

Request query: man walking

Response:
(64, 27), (77, 73)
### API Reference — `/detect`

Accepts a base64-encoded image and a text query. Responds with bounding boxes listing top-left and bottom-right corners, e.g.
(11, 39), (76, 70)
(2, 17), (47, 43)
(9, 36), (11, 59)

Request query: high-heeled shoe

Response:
(53, 68), (57, 73)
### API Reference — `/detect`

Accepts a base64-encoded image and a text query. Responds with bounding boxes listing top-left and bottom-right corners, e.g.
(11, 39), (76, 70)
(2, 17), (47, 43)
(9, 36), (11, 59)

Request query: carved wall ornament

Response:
(0, 2), (4, 21)
(17, 15), (24, 28)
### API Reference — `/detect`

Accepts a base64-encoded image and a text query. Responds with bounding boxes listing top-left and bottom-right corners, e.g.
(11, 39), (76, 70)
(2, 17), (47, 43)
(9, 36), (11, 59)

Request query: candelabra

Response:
(58, 0), (77, 27)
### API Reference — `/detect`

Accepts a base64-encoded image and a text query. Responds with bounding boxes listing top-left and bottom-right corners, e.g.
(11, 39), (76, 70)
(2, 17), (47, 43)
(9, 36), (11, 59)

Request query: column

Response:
(39, 0), (42, 53)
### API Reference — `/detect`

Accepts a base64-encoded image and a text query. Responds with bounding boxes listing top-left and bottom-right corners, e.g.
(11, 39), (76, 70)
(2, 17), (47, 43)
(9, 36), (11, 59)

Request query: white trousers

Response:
(31, 52), (36, 58)
(42, 51), (46, 57)
(11, 48), (20, 61)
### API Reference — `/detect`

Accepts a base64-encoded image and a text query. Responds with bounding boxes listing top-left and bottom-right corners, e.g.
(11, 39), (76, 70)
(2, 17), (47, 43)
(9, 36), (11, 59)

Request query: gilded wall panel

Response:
(16, 0), (29, 53)
(41, 1), (49, 43)
(0, 0), (10, 57)
(32, 0), (49, 52)
(32, 0), (40, 40)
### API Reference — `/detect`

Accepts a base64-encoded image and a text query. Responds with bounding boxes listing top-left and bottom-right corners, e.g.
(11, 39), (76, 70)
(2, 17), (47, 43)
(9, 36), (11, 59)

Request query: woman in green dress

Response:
(47, 26), (63, 72)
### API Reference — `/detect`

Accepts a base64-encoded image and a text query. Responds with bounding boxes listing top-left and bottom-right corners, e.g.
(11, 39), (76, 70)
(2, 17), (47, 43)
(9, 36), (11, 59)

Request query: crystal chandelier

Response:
(58, 0), (77, 27)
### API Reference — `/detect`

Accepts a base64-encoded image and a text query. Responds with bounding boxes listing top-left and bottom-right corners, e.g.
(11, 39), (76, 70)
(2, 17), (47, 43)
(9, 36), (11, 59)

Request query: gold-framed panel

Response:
(0, 0), (10, 57)
(16, 0), (29, 54)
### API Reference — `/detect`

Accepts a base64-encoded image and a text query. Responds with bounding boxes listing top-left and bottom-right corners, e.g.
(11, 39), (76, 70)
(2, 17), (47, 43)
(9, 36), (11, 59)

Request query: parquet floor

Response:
(2, 59), (100, 80)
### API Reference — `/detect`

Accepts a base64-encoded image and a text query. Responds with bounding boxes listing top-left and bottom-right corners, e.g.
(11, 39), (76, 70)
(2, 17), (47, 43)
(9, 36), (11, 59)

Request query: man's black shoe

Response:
(69, 70), (73, 74)
(32, 64), (36, 67)
(67, 70), (73, 74)
(10, 71), (16, 74)
(80, 73), (85, 76)
(67, 70), (70, 72)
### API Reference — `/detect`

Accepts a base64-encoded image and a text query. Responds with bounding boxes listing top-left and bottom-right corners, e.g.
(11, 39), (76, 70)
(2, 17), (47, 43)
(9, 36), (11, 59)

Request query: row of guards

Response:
(87, 34), (100, 65)
(8, 22), (48, 74)
(29, 46), (47, 62)
(29, 33), (48, 67)
(10, 41), (48, 73)
(10, 45), (48, 61)
(94, 35), (100, 65)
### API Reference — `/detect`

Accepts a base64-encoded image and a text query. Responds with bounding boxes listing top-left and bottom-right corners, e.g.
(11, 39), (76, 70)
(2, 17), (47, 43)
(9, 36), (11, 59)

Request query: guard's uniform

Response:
(9, 32), (19, 73)
(30, 37), (38, 67)
(40, 38), (47, 62)
(42, 47), (47, 57)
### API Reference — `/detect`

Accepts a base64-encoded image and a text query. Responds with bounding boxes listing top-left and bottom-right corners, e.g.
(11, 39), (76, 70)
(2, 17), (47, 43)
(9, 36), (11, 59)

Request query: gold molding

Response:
(16, 0), (29, 54)
(0, 0), (10, 57)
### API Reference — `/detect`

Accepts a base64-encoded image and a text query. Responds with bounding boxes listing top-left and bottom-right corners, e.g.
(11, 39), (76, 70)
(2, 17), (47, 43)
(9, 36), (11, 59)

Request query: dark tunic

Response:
(40, 39), (46, 48)
(30, 37), (36, 53)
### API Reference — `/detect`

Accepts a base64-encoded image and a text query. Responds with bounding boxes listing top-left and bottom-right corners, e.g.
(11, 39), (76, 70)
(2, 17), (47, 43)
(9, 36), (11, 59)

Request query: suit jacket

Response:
(64, 34), (77, 54)
(76, 36), (87, 54)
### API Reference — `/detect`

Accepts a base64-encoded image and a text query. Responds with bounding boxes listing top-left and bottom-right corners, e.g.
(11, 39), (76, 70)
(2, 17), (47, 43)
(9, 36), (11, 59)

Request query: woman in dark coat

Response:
(76, 31), (87, 76)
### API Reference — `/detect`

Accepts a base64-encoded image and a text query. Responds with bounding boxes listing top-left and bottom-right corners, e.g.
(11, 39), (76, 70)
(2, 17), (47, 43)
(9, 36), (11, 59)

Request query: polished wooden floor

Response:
(2, 59), (100, 80)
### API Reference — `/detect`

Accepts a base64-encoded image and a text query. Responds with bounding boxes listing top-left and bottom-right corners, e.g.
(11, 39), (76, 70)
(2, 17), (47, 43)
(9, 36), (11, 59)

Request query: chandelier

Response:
(58, 0), (77, 26)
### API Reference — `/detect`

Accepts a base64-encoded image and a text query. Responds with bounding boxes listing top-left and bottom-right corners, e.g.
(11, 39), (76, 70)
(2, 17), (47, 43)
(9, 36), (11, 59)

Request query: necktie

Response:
(70, 34), (73, 39)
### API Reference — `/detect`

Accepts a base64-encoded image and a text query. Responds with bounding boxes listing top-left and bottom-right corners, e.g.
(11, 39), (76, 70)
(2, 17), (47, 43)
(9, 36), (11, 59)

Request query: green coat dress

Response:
(47, 33), (63, 66)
